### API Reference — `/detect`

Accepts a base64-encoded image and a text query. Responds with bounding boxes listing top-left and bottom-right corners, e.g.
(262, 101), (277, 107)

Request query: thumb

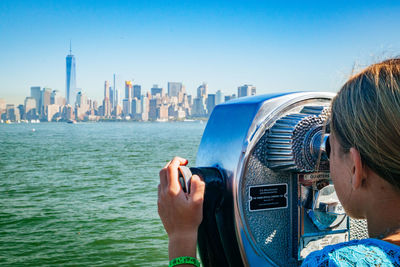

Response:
(189, 175), (205, 205)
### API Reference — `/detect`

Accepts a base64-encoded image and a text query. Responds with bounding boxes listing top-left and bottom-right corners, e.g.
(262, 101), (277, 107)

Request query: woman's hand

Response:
(158, 157), (205, 260)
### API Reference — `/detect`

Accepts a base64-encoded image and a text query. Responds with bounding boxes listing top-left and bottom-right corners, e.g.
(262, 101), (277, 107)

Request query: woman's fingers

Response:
(189, 175), (205, 206)
(166, 157), (188, 192)
(163, 160), (172, 169)
(159, 157), (189, 195)
(159, 168), (167, 188)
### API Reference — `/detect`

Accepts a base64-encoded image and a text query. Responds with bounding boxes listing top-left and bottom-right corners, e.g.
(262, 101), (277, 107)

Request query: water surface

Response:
(0, 122), (205, 266)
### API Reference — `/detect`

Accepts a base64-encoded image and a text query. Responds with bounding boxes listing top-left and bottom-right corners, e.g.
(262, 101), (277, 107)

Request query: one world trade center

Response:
(66, 43), (76, 105)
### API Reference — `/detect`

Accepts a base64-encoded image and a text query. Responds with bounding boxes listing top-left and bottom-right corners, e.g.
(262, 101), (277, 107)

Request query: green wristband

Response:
(169, 256), (200, 267)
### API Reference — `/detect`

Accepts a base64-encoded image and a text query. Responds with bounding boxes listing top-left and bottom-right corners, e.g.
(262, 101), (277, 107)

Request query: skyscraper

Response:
(238, 84), (256, 98)
(133, 85), (141, 100)
(0, 98), (5, 115)
(192, 97), (207, 117)
(51, 90), (65, 106)
(122, 98), (131, 117)
(103, 81), (111, 117)
(109, 86), (114, 109)
(141, 95), (149, 121)
(216, 90), (224, 105)
(151, 85), (164, 97)
(206, 94), (216, 116)
(113, 74), (120, 108)
(197, 83), (208, 99)
(66, 43), (77, 105)
(168, 82), (182, 97)
(104, 81), (110, 99)
(41, 88), (52, 117)
(131, 97), (141, 119)
(24, 97), (37, 120)
(125, 81), (132, 99)
(30, 86), (41, 112)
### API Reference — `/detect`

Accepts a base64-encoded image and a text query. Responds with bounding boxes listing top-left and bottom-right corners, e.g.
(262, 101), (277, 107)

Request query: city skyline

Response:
(0, 44), (252, 107)
(0, 44), (256, 106)
(0, 47), (257, 122)
(1, 1), (400, 105)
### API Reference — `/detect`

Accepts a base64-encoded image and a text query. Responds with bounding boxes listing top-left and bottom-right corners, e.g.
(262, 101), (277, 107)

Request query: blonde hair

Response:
(331, 58), (400, 190)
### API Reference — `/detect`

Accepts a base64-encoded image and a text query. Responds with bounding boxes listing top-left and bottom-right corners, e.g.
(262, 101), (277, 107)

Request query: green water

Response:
(0, 122), (205, 266)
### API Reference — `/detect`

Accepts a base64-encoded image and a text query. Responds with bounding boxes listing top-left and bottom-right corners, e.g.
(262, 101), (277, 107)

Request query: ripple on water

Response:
(0, 122), (204, 266)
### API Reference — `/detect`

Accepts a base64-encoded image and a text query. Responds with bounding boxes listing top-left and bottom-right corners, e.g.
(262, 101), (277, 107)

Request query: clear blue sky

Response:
(1, 0), (400, 105)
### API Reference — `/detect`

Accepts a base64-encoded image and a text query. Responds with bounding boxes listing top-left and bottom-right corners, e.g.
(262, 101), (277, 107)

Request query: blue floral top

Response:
(302, 238), (400, 266)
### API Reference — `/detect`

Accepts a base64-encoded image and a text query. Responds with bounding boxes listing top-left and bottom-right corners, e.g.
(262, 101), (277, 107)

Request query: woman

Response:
(158, 58), (400, 266)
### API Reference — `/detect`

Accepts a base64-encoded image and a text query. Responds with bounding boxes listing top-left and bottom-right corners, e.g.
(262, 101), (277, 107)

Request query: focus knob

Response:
(266, 106), (330, 172)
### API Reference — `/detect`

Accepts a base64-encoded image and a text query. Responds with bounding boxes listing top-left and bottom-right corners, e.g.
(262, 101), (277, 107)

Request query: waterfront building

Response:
(157, 105), (169, 120)
(169, 96), (179, 106)
(148, 98), (159, 121)
(41, 88), (52, 118)
(93, 100), (98, 111)
(24, 97), (37, 120)
(109, 86), (114, 109)
(178, 91), (186, 103)
(140, 96), (149, 121)
(168, 104), (177, 118)
(0, 98), (5, 111)
(225, 94), (237, 102)
(121, 79), (132, 117)
(177, 107), (186, 119)
(122, 98), (131, 117)
(104, 81), (110, 98)
(76, 91), (89, 118)
(62, 105), (74, 120)
(113, 74), (117, 108)
(75, 106), (87, 121)
(238, 84), (256, 98)
(0, 98), (5, 120)
(251, 86), (256, 96)
(216, 90), (224, 105)
(133, 85), (141, 100)
(168, 104), (186, 120)
(17, 105), (24, 120)
(30, 86), (41, 111)
(151, 85), (164, 97)
(6, 104), (20, 121)
(187, 95), (193, 106)
(206, 94), (216, 116)
(51, 90), (65, 106)
(66, 46), (77, 106)
(46, 104), (60, 121)
(103, 81), (111, 117)
(197, 83), (208, 99)
(192, 97), (207, 117)
(131, 97), (141, 119)
(168, 82), (182, 97)
(115, 104), (122, 117)
(125, 81), (132, 99)
(115, 89), (120, 109)
(181, 94), (190, 110)
(103, 98), (111, 117)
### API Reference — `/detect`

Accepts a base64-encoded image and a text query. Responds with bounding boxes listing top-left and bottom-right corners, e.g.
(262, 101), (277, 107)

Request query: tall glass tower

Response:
(66, 43), (76, 105)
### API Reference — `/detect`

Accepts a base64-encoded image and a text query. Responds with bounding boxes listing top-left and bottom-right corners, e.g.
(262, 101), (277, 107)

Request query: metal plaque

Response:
(249, 183), (288, 211)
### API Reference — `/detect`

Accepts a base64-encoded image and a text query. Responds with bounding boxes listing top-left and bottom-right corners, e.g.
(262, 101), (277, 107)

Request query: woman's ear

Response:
(349, 147), (364, 190)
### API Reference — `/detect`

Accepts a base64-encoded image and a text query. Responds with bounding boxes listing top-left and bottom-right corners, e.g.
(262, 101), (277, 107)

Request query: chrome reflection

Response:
(307, 184), (346, 230)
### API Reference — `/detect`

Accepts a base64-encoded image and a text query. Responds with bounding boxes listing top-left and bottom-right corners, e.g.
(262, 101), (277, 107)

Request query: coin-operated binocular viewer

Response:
(179, 92), (369, 266)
